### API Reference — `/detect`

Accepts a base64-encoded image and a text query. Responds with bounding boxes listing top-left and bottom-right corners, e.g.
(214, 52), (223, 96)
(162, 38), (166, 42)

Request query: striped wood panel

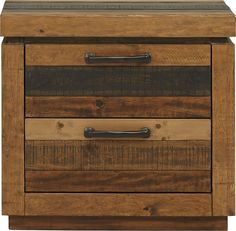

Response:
(25, 170), (211, 192)
(25, 66), (211, 96)
(25, 140), (211, 171)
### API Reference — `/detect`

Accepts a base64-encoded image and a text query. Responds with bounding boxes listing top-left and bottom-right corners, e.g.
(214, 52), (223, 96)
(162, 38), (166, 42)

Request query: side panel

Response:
(2, 40), (25, 215)
(212, 42), (235, 216)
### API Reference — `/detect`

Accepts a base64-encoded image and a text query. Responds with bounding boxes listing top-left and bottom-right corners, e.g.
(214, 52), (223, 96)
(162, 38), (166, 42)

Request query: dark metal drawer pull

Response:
(85, 53), (151, 64)
(84, 127), (151, 138)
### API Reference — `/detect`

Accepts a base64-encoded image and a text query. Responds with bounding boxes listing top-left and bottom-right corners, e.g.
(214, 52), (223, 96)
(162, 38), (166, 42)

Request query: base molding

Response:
(9, 216), (227, 230)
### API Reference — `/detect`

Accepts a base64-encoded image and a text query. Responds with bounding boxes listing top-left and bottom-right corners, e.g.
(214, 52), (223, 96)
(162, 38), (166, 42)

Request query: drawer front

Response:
(26, 44), (211, 66)
(25, 44), (211, 118)
(25, 119), (211, 193)
(24, 43), (212, 194)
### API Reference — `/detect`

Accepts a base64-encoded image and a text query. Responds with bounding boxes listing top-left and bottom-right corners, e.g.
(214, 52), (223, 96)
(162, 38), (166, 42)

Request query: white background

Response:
(0, 0), (236, 230)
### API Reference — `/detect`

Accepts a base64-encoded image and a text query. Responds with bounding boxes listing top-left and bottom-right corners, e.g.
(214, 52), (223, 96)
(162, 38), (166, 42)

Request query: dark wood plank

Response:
(25, 96), (211, 118)
(25, 66), (211, 96)
(25, 170), (211, 193)
(24, 193), (212, 216)
(25, 140), (211, 171)
(9, 216), (227, 230)
(23, 37), (228, 45)
(212, 42), (235, 216)
(4, 2), (230, 11)
(2, 40), (25, 215)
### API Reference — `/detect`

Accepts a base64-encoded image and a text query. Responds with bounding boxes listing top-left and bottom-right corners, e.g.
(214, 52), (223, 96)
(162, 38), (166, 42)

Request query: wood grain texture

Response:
(2, 41), (25, 215)
(25, 140), (211, 171)
(212, 42), (235, 216)
(9, 216), (227, 230)
(25, 66), (211, 97)
(25, 96), (211, 118)
(25, 193), (212, 216)
(25, 44), (211, 66)
(25, 170), (211, 193)
(1, 12), (235, 37)
(25, 119), (211, 141)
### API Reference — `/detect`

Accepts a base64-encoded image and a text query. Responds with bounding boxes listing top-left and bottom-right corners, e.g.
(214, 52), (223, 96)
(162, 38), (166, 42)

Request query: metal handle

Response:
(84, 127), (151, 138)
(85, 53), (151, 64)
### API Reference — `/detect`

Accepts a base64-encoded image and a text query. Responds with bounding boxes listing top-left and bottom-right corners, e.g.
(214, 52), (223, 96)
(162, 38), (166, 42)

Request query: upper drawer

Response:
(26, 44), (211, 66)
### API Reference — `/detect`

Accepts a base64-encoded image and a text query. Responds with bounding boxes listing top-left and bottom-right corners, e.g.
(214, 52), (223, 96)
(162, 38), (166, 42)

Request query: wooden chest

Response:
(1, 0), (235, 230)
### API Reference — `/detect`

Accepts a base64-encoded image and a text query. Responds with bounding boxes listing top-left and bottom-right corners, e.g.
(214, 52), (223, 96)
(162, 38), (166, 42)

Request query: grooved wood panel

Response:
(25, 44), (211, 66)
(212, 43), (235, 216)
(25, 119), (211, 141)
(25, 170), (211, 193)
(25, 96), (211, 118)
(2, 41), (25, 215)
(25, 66), (211, 96)
(1, 12), (235, 37)
(25, 140), (211, 171)
(9, 216), (228, 231)
(24, 193), (212, 216)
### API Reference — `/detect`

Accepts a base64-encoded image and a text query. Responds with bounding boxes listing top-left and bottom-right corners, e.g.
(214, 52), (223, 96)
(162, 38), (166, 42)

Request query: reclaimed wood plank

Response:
(24, 193), (212, 216)
(25, 140), (211, 171)
(25, 119), (211, 141)
(25, 66), (211, 96)
(212, 42), (235, 216)
(25, 96), (211, 118)
(2, 40), (25, 215)
(9, 216), (227, 230)
(25, 170), (211, 193)
(1, 12), (235, 37)
(25, 44), (211, 66)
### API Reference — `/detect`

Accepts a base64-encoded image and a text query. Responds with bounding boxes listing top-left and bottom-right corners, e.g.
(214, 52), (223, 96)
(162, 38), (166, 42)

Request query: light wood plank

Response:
(25, 119), (211, 141)
(212, 42), (235, 216)
(25, 193), (212, 216)
(2, 40), (25, 215)
(25, 44), (211, 66)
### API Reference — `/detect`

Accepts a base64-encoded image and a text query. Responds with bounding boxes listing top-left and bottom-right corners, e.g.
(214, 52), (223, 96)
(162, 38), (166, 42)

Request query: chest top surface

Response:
(0, 0), (235, 38)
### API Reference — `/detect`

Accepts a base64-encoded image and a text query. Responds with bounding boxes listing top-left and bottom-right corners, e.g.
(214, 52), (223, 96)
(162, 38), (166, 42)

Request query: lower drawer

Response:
(25, 118), (211, 193)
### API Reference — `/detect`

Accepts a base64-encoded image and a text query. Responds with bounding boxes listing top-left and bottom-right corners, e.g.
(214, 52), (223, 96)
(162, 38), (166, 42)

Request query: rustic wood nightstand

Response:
(1, 0), (235, 230)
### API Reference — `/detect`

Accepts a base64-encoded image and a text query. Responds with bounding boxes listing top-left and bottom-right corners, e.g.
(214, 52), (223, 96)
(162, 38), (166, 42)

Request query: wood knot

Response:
(57, 121), (64, 130)
(156, 124), (161, 129)
(96, 99), (104, 109)
(39, 29), (45, 33)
